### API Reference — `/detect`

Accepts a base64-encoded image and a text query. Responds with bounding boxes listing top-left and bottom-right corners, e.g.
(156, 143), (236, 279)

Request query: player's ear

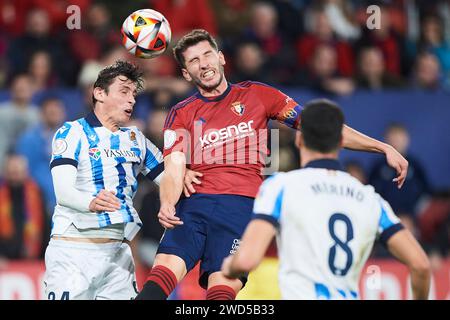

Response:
(93, 87), (105, 103)
(219, 51), (226, 66)
(181, 68), (192, 82)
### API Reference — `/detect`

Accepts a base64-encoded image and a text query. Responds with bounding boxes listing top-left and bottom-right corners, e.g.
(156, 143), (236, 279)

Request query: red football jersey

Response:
(163, 81), (302, 198)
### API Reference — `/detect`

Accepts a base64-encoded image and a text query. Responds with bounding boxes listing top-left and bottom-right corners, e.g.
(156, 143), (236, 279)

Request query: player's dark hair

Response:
(173, 29), (219, 68)
(92, 60), (144, 106)
(300, 99), (344, 153)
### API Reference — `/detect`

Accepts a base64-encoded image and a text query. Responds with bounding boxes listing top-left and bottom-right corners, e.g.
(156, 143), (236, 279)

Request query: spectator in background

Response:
(7, 8), (69, 84)
(355, 46), (404, 90)
(27, 50), (57, 91)
(67, 3), (121, 66)
(296, 44), (354, 95)
(356, 4), (402, 76)
(32, 0), (91, 32)
(320, 0), (361, 41)
(16, 97), (66, 214)
(230, 42), (273, 84)
(369, 123), (430, 234)
(297, 8), (354, 77)
(0, 0), (32, 37)
(0, 74), (39, 169)
(411, 52), (443, 90)
(151, 0), (218, 39)
(241, 1), (296, 84)
(345, 160), (367, 184)
(273, 0), (310, 41)
(209, 0), (252, 40)
(0, 154), (47, 260)
(406, 14), (450, 79)
(417, 193), (450, 265)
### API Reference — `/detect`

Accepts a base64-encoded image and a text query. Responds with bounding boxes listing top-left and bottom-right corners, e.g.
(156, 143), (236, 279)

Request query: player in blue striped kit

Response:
(43, 61), (199, 300)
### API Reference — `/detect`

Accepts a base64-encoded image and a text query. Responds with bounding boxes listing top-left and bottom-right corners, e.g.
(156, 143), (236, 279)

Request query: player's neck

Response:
(93, 109), (120, 132)
(197, 78), (228, 98)
(300, 149), (339, 168)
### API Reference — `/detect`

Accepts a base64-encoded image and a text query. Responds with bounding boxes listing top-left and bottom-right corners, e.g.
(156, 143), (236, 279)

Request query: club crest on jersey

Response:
(130, 131), (136, 141)
(129, 130), (138, 146)
(89, 148), (101, 160)
(231, 102), (245, 116)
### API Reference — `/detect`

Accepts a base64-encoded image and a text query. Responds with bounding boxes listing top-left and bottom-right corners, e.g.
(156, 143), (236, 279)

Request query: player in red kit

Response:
(136, 30), (408, 300)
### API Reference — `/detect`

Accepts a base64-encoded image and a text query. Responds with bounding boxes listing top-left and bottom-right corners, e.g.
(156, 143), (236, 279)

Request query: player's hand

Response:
(221, 255), (235, 279)
(385, 145), (409, 189)
(89, 189), (121, 212)
(158, 203), (183, 229)
(183, 170), (203, 197)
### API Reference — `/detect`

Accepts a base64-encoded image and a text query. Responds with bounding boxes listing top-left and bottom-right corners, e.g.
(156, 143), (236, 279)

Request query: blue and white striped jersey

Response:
(253, 159), (404, 300)
(49, 112), (163, 241)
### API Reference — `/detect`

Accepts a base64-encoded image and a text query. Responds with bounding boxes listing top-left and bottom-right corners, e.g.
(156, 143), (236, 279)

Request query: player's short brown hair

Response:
(173, 29), (219, 68)
(92, 60), (143, 106)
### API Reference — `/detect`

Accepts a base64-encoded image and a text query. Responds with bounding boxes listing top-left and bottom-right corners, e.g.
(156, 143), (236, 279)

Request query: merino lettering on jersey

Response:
(310, 183), (365, 202)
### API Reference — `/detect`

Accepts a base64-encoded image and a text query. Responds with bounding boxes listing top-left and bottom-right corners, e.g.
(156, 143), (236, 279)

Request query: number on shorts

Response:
(48, 291), (70, 300)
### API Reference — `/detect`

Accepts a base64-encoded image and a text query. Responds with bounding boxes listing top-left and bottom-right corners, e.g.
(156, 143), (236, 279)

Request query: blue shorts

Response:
(157, 193), (254, 289)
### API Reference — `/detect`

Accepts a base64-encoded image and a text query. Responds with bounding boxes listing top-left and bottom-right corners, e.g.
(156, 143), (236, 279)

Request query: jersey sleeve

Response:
(376, 195), (404, 246)
(141, 137), (164, 184)
(252, 173), (285, 228)
(50, 122), (82, 169)
(163, 106), (191, 158)
(255, 83), (303, 130)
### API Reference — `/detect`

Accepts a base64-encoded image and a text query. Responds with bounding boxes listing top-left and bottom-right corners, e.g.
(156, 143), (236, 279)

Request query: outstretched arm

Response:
(342, 125), (408, 188)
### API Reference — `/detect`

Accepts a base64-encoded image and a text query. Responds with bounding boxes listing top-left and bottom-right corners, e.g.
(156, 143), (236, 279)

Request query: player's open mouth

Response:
(202, 70), (215, 80)
(124, 109), (132, 116)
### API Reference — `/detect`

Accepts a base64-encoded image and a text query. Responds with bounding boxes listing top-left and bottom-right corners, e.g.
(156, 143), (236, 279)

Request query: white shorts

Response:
(43, 239), (138, 300)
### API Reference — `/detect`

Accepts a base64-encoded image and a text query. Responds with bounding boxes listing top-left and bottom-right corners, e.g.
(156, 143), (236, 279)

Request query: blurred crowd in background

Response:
(0, 0), (449, 274)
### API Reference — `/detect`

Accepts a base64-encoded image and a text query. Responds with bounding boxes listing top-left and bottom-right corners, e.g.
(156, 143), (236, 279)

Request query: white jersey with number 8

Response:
(252, 160), (403, 299)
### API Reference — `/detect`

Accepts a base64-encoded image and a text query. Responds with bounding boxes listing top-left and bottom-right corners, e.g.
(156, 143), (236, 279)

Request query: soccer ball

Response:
(121, 9), (171, 59)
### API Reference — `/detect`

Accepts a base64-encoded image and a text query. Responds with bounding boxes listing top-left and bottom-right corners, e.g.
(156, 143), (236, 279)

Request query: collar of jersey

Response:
(85, 112), (127, 132)
(195, 82), (232, 102)
(304, 159), (344, 171)
(85, 112), (103, 127)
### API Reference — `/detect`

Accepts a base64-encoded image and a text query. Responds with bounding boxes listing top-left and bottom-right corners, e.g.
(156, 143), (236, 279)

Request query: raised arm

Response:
(342, 125), (408, 188)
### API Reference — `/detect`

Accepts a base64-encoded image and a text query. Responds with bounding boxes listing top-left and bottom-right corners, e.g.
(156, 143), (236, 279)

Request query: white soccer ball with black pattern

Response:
(121, 9), (171, 59)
